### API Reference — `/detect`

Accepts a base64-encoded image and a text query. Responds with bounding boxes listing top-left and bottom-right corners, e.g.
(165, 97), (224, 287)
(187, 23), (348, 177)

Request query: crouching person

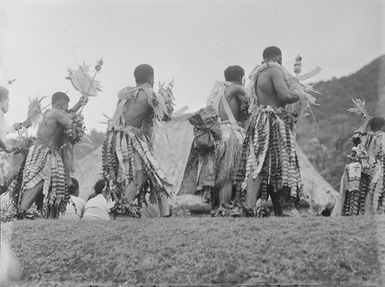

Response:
(83, 179), (114, 221)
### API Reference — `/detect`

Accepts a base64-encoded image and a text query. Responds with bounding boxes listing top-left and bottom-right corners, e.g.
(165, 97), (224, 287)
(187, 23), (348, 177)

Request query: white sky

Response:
(0, 0), (384, 131)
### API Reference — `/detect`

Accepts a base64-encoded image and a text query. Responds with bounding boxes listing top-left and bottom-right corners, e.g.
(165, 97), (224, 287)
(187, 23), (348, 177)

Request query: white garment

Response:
(83, 194), (114, 221)
(62, 195), (86, 220)
(0, 110), (14, 143)
(0, 111), (12, 186)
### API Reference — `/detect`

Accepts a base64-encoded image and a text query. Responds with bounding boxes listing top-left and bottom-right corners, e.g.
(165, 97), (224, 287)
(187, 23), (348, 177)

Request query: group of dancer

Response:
(0, 45), (384, 220)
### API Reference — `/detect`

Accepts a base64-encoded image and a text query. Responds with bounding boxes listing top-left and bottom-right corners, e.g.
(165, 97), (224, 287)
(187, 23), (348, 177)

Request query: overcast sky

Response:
(0, 0), (384, 131)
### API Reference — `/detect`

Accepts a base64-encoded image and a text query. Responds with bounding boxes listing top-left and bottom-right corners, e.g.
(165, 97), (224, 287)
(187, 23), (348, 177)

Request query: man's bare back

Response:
(218, 84), (247, 123)
(122, 88), (153, 128)
(37, 109), (70, 148)
(256, 66), (299, 107)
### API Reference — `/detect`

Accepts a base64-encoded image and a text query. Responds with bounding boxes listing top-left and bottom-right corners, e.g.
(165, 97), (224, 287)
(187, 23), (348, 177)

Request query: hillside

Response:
(296, 55), (385, 189)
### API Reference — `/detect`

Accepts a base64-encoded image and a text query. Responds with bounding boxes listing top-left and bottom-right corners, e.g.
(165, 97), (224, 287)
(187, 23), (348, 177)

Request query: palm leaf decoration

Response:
(26, 96), (46, 127)
(348, 98), (370, 119)
(158, 80), (176, 116)
(66, 62), (102, 97)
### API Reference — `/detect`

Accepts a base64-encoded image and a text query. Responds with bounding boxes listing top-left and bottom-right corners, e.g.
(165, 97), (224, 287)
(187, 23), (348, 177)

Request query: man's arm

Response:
(53, 111), (74, 185)
(231, 86), (249, 127)
(0, 138), (11, 152)
(270, 68), (299, 105)
(69, 95), (88, 114)
(55, 110), (71, 128)
(62, 143), (74, 185)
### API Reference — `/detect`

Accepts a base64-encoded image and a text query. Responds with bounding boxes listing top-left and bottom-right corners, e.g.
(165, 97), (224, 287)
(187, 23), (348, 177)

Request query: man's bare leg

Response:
(124, 170), (147, 202)
(243, 176), (261, 210)
(158, 192), (170, 217)
(270, 191), (283, 216)
(19, 181), (44, 211)
(209, 182), (233, 216)
(219, 181), (233, 206)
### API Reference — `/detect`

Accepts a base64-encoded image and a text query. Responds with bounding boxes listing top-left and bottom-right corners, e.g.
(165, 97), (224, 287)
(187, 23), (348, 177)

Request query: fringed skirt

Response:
(338, 159), (385, 216)
(102, 126), (171, 204)
(20, 143), (69, 218)
(215, 121), (245, 189)
(235, 107), (303, 203)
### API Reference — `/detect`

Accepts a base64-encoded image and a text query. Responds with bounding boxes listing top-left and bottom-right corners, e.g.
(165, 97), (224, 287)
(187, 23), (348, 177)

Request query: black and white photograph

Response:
(0, 0), (384, 286)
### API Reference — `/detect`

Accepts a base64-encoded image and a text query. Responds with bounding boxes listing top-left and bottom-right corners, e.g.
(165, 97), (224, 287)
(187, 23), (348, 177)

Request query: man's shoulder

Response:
(45, 109), (68, 118)
(226, 84), (245, 96)
(262, 65), (284, 77)
(139, 85), (156, 99)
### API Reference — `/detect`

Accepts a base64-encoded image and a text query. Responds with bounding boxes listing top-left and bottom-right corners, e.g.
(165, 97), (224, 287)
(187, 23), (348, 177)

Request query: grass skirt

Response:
(235, 106), (303, 203)
(19, 143), (69, 218)
(179, 121), (244, 206)
(102, 126), (171, 205)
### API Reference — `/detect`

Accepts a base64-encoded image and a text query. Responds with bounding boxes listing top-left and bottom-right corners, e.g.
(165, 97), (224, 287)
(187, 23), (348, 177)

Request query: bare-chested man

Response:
(179, 66), (248, 216)
(235, 46), (303, 217)
(102, 64), (172, 217)
(17, 92), (87, 218)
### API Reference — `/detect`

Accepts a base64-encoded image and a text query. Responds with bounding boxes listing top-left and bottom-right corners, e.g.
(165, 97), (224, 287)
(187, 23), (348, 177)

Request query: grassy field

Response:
(3, 216), (385, 286)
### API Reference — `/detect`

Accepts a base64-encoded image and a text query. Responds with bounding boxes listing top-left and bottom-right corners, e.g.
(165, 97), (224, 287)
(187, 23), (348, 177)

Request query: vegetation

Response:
(4, 216), (383, 286)
(297, 55), (385, 189)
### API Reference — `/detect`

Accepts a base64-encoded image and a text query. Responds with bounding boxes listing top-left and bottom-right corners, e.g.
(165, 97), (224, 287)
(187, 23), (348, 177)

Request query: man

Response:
(332, 116), (385, 216)
(236, 46), (304, 217)
(179, 66), (247, 216)
(17, 92), (87, 218)
(102, 64), (172, 217)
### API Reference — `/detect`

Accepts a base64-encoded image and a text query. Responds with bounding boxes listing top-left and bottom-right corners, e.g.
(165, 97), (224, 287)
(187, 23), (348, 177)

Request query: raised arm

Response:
(270, 68), (299, 105)
(68, 95), (88, 114)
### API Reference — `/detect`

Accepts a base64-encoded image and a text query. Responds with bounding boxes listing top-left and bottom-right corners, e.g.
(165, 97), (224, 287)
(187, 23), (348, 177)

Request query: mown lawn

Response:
(3, 216), (385, 286)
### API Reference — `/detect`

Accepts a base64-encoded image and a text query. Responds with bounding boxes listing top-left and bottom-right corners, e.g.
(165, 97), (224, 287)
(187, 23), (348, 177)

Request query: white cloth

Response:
(61, 195), (86, 220)
(0, 111), (14, 143)
(83, 194), (114, 221)
(0, 112), (7, 144)
(0, 111), (12, 185)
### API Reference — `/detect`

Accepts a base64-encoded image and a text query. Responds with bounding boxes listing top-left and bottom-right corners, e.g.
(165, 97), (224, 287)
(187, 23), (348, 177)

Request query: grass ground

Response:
(3, 216), (385, 286)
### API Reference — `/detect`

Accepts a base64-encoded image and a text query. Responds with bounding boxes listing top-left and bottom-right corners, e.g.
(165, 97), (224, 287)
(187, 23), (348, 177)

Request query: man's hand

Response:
(4, 145), (14, 153)
(79, 95), (89, 106)
(12, 123), (23, 131)
(23, 120), (32, 129)
(162, 113), (172, 122)
(66, 175), (73, 187)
